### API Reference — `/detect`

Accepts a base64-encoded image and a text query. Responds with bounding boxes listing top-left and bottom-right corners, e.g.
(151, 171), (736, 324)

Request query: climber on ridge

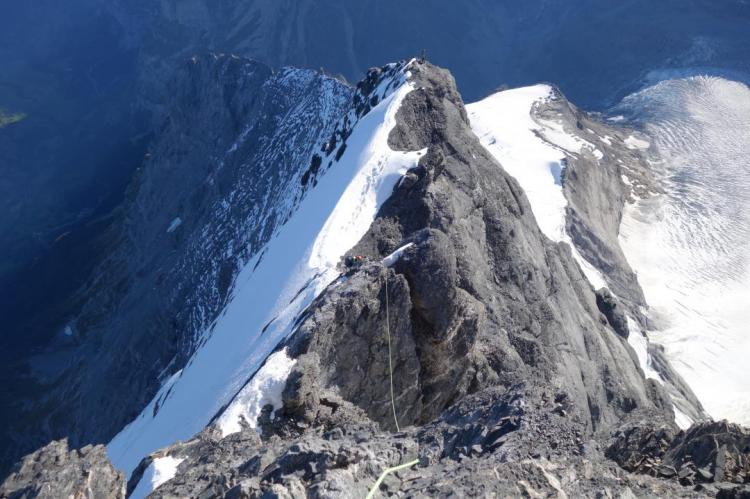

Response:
(344, 254), (366, 269)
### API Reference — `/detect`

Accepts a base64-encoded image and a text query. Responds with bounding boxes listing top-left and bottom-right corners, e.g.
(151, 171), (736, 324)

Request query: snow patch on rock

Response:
(382, 242), (415, 267)
(217, 349), (296, 436)
(673, 407), (693, 430)
(537, 117), (600, 159)
(129, 455), (184, 499)
(166, 217), (182, 233)
(624, 135), (650, 150)
(625, 316), (663, 384)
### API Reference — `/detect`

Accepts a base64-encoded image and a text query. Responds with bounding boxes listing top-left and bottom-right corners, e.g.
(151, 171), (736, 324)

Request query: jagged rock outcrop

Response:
(292, 60), (676, 437)
(0, 440), (125, 499)
(125, 387), (708, 498)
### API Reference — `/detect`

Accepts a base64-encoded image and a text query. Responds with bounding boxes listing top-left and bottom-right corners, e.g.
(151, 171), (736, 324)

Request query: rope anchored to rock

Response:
(365, 269), (419, 498)
(383, 271), (400, 432)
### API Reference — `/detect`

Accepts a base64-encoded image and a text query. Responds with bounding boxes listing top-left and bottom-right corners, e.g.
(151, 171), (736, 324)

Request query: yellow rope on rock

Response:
(364, 271), (419, 499)
(383, 272), (400, 432)
(365, 458), (420, 499)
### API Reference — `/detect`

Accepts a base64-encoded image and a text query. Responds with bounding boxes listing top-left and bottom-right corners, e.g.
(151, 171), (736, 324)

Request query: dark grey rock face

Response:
(286, 264), (424, 430)
(0, 439), (125, 499)
(340, 60), (673, 436)
(1, 54), (351, 471)
(595, 288), (631, 339)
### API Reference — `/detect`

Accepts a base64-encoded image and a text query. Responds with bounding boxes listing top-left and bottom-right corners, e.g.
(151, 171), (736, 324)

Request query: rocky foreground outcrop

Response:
(4, 416), (748, 497)
(0, 440), (124, 498)
(3, 60), (749, 498)
(608, 421), (750, 491)
(125, 394), (748, 498)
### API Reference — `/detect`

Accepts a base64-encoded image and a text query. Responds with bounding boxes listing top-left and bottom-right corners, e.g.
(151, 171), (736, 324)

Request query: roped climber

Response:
(344, 254), (366, 269)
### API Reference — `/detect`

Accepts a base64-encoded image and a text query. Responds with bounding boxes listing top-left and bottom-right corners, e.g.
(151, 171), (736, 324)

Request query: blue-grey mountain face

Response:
(1, 0), (750, 479)
(0, 53), (351, 474)
(121, 0), (750, 106)
(0, 1), (146, 359)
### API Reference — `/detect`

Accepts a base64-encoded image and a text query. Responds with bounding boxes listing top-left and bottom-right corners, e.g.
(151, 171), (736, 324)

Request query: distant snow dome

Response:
(617, 75), (750, 426)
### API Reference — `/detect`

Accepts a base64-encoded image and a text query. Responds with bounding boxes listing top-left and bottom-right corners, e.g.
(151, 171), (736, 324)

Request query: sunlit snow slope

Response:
(467, 86), (607, 289)
(617, 76), (750, 425)
(107, 64), (423, 476)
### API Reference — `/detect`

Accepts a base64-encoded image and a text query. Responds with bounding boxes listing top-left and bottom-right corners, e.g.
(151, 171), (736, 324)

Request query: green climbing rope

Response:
(383, 273), (400, 432)
(365, 458), (420, 499)
(363, 272), (419, 499)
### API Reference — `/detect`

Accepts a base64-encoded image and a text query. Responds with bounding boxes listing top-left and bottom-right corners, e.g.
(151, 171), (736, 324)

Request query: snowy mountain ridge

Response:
(108, 59), (424, 479)
(467, 85), (609, 289)
(2, 58), (749, 499)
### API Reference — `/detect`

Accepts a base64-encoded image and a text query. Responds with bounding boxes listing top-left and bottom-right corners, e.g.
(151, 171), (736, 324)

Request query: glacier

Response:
(618, 75), (750, 426)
